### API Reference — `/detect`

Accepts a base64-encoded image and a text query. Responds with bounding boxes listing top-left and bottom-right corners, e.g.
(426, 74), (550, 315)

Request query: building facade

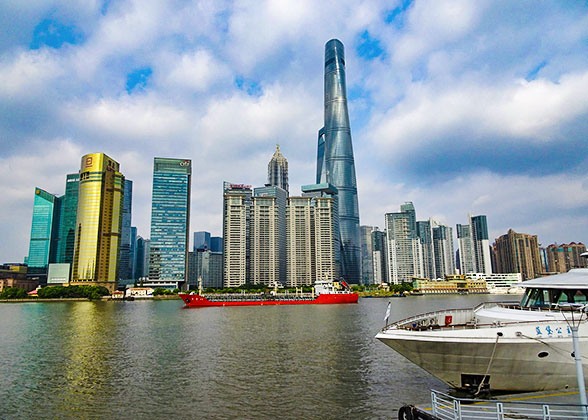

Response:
(250, 195), (280, 285)
(267, 144), (289, 193)
(118, 179), (133, 283)
(254, 185), (287, 286)
(494, 229), (542, 280)
(71, 153), (125, 292)
(194, 231), (211, 251)
(360, 226), (375, 285)
(316, 39), (361, 284)
(148, 158), (191, 289)
(385, 203), (423, 284)
(286, 196), (314, 287)
(457, 215), (492, 275)
(26, 187), (62, 282)
(432, 224), (456, 279)
(222, 183), (252, 287)
(371, 228), (388, 285)
(416, 220), (435, 280)
(210, 237), (223, 253)
(546, 243), (588, 273)
(57, 173), (79, 264)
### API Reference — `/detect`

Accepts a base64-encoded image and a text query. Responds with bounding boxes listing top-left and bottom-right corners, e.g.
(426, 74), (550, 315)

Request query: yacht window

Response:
(574, 291), (587, 304)
(521, 288), (552, 308)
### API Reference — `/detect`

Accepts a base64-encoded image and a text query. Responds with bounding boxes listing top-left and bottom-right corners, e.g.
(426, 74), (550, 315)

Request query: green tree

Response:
(0, 286), (28, 299)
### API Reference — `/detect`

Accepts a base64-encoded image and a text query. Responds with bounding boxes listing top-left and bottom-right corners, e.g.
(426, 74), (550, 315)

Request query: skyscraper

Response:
(27, 187), (62, 281)
(71, 153), (124, 292)
(316, 39), (361, 284)
(457, 214), (492, 275)
(254, 185), (288, 286)
(267, 144), (289, 193)
(57, 173), (79, 264)
(302, 183), (340, 284)
(118, 179), (133, 283)
(222, 182), (252, 287)
(494, 229), (541, 280)
(194, 231), (211, 251)
(432, 224), (456, 279)
(360, 226), (375, 285)
(416, 220), (435, 280)
(470, 215), (492, 274)
(385, 203), (423, 284)
(371, 228), (388, 285)
(148, 158), (191, 289)
(210, 236), (223, 253)
(286, 196), (314, 287)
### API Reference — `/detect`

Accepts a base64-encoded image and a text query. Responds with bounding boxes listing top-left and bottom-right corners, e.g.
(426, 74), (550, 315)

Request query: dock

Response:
(399, 389), (588, 419)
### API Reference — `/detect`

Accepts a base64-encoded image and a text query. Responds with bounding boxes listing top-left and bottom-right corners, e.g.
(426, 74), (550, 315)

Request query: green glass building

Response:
(57, 173), (79, 264)
(27, 188), (62, 278)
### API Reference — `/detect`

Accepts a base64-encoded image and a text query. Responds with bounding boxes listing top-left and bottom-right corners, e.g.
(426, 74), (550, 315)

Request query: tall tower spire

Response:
(267, 144), (289, 193)
(317, 39), (361, 284)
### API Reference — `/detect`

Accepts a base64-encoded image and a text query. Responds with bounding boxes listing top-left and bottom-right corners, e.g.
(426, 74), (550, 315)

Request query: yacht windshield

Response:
(521, 288), (588, 308)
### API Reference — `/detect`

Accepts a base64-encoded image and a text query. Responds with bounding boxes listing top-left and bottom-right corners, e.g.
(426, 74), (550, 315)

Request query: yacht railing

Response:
(381, 301), (587, 332)
(431, 389), (588, 420)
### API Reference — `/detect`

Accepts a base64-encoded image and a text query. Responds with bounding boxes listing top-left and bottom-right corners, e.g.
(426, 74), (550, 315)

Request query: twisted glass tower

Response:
(317, 39), (361, 284)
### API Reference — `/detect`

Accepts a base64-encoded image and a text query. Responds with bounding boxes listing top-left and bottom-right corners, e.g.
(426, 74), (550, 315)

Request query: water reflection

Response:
(0, 295), (512, 419)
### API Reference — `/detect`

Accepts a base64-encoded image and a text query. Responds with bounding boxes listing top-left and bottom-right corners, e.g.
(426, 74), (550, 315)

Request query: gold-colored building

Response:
(71, 153), (124, 292)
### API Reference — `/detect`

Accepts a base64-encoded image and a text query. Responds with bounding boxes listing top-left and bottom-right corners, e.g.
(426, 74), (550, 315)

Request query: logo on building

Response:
(85, 157), (93, 168)
(180, 160), (190, 167)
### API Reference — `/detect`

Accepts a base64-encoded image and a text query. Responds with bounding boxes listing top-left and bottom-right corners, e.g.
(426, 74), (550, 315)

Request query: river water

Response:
(0, 294), (515, 419)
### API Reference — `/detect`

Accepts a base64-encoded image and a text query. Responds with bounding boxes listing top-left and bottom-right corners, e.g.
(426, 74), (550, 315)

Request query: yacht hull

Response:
(376, 321), (588, 392)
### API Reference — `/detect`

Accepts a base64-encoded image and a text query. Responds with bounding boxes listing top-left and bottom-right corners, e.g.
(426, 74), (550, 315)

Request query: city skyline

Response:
(1, 2), (588, 262)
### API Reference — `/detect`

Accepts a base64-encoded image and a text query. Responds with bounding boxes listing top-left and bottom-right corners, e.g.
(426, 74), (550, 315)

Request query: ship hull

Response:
(179, 293), (358, 307)
(376, 321), (588, 392)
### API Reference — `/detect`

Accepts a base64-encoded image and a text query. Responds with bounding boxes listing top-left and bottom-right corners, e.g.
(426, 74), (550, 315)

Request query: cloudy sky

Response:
(1, 0), (588, 262)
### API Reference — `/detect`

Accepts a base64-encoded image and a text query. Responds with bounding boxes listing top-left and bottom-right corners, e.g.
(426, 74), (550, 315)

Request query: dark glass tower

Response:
(316, 39), (361, 284)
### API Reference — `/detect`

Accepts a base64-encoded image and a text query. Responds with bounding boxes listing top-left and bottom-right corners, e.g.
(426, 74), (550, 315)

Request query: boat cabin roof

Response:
(521, 268), (588, 289)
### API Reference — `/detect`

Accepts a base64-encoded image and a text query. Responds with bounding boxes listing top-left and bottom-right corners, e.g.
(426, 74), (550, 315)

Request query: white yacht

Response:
(376, 268), (588, 392)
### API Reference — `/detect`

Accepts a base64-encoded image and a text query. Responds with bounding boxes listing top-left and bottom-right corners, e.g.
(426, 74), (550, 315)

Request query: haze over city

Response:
(1, 1), (588, 263)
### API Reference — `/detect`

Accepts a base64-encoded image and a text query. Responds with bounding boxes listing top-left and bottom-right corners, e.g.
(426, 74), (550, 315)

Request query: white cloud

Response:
(158, 49), (232, 92)
(368, 70), (588, 157)
(0, 49), (63, 97)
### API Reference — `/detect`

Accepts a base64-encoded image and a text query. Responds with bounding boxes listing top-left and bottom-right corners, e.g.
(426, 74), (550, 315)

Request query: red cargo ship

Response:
(179, 281), (359, 307)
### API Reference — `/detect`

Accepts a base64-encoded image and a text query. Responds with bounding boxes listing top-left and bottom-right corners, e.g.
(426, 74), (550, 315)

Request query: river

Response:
(0, 294), (516, 419)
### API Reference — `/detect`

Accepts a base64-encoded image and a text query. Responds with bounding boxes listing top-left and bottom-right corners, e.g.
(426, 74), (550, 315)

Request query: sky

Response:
(1, 0), (588, 263)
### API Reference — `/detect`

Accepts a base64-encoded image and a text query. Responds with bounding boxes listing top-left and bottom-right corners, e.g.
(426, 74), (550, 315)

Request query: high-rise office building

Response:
(267, 144), (289, 193)
(360, 226), (375, 285)
(457, 215), (492, 274)
(134, 236), (150, 280)
(148, 158), (191, 289)
(416, 220), (435, 280)
(26, 187), (62, 281)
(57, 173), (79, 264)
(432, 224), (456, 279)
(130, 226), (137, 281)
(494, 229), (542, 280)
(470, 215), (492, 274)
(222, 182), (252, 287)
(188, 250), (222, 289)
(210, 237), (223, 253)
(194, 231), (211, 251)
(71, 153), (124, 292)
(316, 39), (361, 284)
(253, 185), (287, 286)
(385, 203), (423, 284)
(371, 228), (388, 285)
(118, 179), (133, 283)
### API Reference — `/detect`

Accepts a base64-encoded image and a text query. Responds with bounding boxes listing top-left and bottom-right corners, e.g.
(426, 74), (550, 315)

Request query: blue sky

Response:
(1, 0), (588, 262)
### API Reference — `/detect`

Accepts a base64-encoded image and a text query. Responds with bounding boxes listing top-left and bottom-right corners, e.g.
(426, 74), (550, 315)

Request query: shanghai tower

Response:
(316, 39), (361, 284)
